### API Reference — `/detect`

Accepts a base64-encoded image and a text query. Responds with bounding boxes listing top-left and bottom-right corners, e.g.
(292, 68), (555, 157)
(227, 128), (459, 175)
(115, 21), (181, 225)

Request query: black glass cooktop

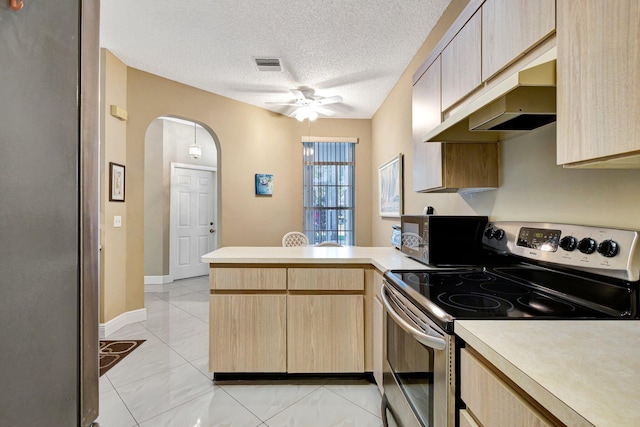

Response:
(385, 265), (637, 332)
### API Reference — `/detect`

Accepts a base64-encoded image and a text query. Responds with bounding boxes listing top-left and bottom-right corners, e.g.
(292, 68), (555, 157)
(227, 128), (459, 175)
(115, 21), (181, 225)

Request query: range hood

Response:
(421, 49), (557, 143)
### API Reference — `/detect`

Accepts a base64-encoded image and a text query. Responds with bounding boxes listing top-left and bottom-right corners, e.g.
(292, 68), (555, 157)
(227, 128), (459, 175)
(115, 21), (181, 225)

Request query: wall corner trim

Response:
(99, 308), (147, 338)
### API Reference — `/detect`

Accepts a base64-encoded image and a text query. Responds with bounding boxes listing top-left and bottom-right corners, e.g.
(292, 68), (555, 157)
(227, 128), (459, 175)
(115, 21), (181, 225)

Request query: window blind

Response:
(302, 141), (355, 245)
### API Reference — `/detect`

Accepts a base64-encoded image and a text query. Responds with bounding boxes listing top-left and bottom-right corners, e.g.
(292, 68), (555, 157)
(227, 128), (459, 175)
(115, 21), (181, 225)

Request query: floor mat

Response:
(99, 340), (145, 377)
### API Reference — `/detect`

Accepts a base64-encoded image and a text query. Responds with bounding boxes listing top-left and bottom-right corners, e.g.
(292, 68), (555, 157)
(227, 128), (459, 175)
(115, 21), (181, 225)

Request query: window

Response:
(303, 140), (355, 245)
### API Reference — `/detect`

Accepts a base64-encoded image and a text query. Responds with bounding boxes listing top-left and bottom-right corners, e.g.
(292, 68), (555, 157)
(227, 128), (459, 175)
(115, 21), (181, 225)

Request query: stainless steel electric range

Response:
(381, 221), (640, 427)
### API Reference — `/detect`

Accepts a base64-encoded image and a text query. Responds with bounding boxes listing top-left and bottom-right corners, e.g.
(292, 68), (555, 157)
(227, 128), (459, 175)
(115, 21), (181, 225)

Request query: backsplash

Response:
(437, 123), (640, 231)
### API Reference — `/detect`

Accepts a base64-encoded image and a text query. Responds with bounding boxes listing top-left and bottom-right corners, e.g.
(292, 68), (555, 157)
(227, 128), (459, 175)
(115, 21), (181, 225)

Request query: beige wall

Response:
(100, 65), (373, 320)
(100, 49), (128, 323)
(126, 69), (371, 247)
(371, 0), (640, 246)
(143, 119), (164, 275)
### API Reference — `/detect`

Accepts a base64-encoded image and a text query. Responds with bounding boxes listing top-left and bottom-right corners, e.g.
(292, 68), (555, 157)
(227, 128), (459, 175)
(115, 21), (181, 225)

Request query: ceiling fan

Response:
(266, 89), (343, 121)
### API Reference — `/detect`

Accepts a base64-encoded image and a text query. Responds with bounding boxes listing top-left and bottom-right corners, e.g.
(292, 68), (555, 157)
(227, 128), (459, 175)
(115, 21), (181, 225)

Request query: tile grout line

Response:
(221, 382), (327, 425)
(106, 375), (141, 427)
(321, 384), (383, 418)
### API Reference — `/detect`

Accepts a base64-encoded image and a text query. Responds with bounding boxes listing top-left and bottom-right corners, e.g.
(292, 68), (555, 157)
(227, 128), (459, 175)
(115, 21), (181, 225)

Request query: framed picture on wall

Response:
(378, 154), (403, 217)
(255, 173), (274, 196)
(109, 162), (126, 202)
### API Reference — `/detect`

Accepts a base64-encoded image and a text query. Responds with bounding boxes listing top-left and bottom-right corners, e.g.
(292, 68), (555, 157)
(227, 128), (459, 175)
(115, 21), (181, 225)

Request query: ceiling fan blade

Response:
(288, 108), (301, 118)
(311, 105), (335, 116)
(291, 89), (306, 101)
(265, 101), (299, 106)
(315, 95), (343, 105)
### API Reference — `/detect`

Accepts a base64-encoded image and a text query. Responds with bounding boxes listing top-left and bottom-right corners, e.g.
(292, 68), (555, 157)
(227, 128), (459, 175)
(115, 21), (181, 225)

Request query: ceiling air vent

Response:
(254, 57), (282, 72)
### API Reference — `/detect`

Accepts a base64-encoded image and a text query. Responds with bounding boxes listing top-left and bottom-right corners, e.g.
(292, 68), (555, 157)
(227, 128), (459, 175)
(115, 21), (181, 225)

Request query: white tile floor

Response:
(97, 276), (383, 427)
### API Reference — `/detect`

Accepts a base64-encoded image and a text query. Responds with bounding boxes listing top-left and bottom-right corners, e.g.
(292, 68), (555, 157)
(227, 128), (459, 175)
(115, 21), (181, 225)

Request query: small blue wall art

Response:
(255, 173), (274, 196)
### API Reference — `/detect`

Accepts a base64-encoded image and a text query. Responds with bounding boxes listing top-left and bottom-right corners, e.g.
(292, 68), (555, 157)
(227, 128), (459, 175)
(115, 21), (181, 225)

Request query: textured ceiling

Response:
(100, 0), (451, 119)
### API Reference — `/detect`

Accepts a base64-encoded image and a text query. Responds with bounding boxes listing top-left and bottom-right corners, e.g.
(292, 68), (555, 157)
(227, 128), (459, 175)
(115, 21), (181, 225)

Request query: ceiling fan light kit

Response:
(295, 107), (318, 122)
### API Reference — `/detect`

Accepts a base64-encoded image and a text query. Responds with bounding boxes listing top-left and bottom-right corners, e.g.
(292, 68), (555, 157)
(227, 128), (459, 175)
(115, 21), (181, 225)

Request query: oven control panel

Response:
(483, 221), (640, 281)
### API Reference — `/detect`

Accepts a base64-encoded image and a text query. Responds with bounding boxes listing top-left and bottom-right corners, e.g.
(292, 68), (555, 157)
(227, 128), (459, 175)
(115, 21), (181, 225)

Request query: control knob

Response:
(484, 227), (505, 241)
(493, 229), (505, 241)
(559, 236), (578, 251)
(484, 227), (495, 239)
(577, 238), (597, 254)
(597, 239), (619, 258)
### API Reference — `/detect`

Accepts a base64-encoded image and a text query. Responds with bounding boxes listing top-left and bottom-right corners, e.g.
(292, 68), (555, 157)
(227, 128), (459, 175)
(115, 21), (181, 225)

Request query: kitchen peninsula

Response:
(201, 246), (424, 376)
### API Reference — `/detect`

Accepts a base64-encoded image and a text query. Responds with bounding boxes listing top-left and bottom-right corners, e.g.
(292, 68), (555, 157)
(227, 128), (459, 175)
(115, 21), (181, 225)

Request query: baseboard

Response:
(144, 275), (173, 291)
(99, 308), (147, 338)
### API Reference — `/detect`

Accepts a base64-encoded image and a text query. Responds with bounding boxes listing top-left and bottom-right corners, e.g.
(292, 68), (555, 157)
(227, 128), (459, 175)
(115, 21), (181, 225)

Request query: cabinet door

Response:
(210, 267), (286, 290)
(441, 11), (482, 111)
(557, 0), (640, 166)
(287, 295), (364, 373)
(412, 56), (444, 192)
(460, 348), (555, 427)
(482, 0), (556, 80)
(209, 294), (286, 372)
(288, 268), (364, 291)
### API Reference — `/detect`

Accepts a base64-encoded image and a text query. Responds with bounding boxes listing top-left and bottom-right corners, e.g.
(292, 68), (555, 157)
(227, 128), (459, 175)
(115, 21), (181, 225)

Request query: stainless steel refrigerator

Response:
(0, 1), (100, 425)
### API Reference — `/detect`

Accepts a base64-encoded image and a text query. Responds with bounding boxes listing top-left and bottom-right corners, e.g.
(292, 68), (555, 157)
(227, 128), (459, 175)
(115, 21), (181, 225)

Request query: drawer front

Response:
(460, 348), (555, 427)
(288, 268), (364, 291)
(210, 267), (286, 290)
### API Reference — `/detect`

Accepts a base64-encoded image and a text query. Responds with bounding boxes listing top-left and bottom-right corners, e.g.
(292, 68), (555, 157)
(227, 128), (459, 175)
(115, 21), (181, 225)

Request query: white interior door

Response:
(171, 165), (216, 280)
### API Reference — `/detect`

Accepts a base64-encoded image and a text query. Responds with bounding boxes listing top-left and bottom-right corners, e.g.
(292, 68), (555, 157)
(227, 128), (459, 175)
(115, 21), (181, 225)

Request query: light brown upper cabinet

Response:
(557, 0), (640, 167)
(412, 56), (499, 193)
(441, 11), (482, 111)
(482, 0), (556, 81)
(412, 56), (444, 192)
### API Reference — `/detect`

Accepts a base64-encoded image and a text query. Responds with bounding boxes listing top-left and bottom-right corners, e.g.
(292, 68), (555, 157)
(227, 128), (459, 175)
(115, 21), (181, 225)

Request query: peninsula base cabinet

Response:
(287, 295), (364, 373)
(209, 266), (367, 375)
(460, 348), (562, 427)
(209, 294), (286, 373)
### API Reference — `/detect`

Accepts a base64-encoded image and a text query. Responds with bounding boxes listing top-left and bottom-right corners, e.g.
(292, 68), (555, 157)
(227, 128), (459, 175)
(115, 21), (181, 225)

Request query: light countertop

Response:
(456, 320), (640, 427)
(202, 246), (428, 272)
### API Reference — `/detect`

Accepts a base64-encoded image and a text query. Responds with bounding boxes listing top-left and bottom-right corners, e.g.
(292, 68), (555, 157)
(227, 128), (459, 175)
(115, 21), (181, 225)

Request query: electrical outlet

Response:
(113, 216), (122, 227)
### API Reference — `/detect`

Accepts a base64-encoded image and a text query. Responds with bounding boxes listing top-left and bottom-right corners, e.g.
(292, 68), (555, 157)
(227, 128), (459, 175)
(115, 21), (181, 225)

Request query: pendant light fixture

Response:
(189, 122), (202, 159)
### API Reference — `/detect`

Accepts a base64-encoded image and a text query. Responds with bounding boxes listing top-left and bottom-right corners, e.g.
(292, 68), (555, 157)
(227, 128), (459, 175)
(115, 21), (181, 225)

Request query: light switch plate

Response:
(113, 215), (122, 227)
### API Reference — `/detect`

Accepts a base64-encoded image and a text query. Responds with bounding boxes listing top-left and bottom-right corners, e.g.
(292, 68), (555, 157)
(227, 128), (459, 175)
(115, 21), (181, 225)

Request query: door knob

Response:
(210, 229), (215, 233)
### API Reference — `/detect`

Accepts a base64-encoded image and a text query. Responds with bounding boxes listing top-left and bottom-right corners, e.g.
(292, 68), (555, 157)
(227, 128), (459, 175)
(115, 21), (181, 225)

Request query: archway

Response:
(143, 116), (221, 286)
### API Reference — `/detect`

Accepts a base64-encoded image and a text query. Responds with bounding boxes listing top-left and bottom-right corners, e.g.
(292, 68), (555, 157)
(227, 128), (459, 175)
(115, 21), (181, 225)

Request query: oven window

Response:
(387, 312), (434, 426)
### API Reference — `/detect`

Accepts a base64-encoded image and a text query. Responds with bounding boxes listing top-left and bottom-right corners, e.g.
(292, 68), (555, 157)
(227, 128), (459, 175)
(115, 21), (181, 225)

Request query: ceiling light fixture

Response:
(295, 106), (318, 122)
(189, 122), (202, 159)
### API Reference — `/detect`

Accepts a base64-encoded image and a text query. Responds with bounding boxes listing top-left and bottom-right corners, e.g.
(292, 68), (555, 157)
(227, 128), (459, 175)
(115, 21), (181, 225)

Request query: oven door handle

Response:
(381, 284), (446, 351)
